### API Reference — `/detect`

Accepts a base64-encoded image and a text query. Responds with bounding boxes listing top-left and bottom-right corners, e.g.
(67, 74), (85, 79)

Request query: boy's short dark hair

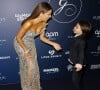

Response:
(78, 20), (92, 37)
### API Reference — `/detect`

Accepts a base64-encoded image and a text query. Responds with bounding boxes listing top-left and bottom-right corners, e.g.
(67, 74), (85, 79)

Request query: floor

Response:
(0, 75), (100, 90)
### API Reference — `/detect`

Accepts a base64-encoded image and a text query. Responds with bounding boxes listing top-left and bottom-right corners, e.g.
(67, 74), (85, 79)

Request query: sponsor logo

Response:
(43, 68), (59, 74)
(67, 64), (73, 71)
(65, 50), (70, 55)
(90, 45), (100, 56)
(0, 73), (6, 81)
(95, 30), (100, 37)
(0, 56), (11, 60)
(67, 35), (73, 39)
(0, 17), (6, 23)
(0, 39), (6, 46)
(93, 16), (100, 20)
(41, 50), (62, 59)
(49, 0), (82, 23)
(48, 50), (55, 55)
(90, 64), (100, 70)
(46, 32), (59, 40)
(15, 13), (30, 22)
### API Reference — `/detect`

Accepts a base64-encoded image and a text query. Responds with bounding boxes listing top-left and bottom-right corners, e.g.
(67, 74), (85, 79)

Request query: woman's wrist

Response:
(51, 42), (56, 46)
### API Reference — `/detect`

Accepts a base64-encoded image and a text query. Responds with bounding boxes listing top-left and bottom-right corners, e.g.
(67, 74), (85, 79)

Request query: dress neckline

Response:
(28, 27), (46, 36)
(28, 23), (48, 35)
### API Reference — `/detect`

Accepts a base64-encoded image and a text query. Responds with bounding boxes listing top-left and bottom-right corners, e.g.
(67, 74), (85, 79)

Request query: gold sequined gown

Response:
(14, 30), (42, 90)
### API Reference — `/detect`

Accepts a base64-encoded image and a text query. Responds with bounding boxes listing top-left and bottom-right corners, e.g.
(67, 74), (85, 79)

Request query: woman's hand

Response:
(52, 42), (62, 51)
(24, 50), (32, 60)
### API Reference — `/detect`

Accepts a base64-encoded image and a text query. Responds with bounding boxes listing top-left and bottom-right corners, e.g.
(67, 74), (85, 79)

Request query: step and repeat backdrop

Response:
(0, 0), (100, 84)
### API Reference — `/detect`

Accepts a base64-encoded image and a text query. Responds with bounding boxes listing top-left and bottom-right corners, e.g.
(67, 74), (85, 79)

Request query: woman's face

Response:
(41, 10), (52, 22)
(73, 23), (83, 35)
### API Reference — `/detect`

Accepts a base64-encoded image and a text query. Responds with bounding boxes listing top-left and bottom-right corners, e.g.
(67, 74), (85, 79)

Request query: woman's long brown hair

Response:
(21, 2), (52, 25)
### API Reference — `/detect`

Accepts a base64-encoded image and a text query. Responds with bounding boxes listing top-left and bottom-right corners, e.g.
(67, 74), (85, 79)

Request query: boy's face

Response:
(73, 23), (83, 35)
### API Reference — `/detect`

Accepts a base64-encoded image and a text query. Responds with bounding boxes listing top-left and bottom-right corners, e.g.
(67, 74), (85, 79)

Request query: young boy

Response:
(69, 20), (92, 90)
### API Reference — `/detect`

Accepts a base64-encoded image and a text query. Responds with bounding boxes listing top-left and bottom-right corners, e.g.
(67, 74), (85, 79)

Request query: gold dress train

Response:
(14, 30), (42, 90)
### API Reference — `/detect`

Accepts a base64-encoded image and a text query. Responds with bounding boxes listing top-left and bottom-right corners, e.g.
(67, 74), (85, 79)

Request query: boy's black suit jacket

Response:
(69, 35), (87, 65)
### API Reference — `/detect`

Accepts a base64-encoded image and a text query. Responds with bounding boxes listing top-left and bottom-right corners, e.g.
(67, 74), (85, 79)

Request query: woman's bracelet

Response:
(24, 50), (29, 54)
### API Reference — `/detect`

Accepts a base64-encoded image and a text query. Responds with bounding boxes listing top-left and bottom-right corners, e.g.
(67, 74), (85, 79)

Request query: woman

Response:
(14, 2), (62, 90)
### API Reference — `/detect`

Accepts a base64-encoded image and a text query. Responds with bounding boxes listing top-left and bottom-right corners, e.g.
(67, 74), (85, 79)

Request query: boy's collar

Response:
(74, 34), (81, 37)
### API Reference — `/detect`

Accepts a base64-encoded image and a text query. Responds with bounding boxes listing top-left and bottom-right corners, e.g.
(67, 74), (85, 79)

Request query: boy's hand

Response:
(74, 63), (82, 71)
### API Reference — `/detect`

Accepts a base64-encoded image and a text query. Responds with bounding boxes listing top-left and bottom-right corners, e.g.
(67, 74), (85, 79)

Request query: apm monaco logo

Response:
(48, 0), (82, 23)
(46, 32), (59, 40)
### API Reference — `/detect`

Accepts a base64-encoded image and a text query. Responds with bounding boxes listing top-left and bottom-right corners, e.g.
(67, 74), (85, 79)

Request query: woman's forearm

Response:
(16, 36), (28, 52)
(40, 36), (54, 46)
